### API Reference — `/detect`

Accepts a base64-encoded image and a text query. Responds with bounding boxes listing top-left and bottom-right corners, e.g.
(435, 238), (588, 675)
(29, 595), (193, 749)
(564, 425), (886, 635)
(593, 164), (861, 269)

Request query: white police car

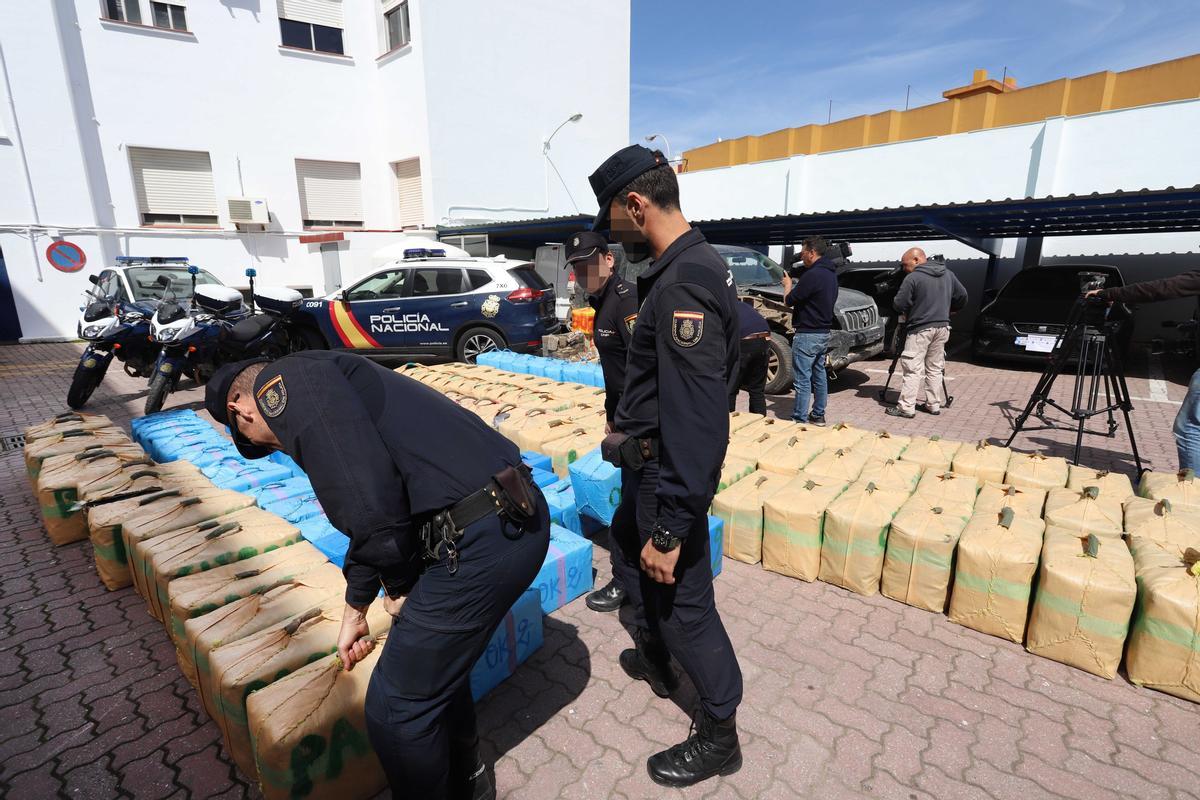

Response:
(293, 248), (559, 362)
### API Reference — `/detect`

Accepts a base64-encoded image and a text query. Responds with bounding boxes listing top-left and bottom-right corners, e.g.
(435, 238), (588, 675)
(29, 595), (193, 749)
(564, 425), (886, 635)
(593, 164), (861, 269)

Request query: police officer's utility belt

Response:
(600, 432), (659, 471)
(419, 464), (538, 574)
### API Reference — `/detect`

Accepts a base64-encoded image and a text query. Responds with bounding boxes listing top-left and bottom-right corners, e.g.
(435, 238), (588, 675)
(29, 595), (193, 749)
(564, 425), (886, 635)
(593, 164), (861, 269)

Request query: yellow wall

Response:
(681, 53), (1200, 172)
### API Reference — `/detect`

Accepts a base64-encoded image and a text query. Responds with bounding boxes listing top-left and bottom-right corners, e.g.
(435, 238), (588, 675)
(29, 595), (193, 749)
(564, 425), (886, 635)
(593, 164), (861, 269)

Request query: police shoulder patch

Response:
(256, 374), (288, 418)
(671, 310), (704, 347)
(624, 313), (637, 334)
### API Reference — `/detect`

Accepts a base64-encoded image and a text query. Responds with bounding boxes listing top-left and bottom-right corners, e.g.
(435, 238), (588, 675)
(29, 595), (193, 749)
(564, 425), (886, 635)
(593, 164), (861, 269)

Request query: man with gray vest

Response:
(886, 247), (968, 418)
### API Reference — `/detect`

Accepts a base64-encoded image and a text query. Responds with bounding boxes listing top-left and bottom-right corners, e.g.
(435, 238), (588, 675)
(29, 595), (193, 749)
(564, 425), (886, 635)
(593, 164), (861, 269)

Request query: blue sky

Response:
(630, 0), (1200, 157)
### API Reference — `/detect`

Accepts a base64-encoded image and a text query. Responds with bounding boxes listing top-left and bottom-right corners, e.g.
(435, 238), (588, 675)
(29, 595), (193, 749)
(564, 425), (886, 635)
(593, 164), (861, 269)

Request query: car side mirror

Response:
(155, 275), (171, 288)
(339, 289), (349, 303)
(88, 274), (99, 285)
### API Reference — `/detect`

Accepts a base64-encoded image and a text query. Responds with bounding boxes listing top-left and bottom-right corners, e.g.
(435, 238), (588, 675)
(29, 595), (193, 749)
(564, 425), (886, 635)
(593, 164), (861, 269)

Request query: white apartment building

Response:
(0, 0), (630, 340)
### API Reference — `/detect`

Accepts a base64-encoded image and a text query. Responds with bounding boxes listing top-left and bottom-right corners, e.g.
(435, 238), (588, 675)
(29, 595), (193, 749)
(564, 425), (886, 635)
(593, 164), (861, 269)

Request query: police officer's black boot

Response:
(448, 737), (495, 800)
(647, 709), (742, 788)
(619, 630), (678, 698)
(585, 578), (626, 612)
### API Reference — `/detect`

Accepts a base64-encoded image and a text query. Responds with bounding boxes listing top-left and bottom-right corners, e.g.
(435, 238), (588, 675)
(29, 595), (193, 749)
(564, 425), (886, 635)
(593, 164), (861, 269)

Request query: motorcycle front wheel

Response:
(144, 371), (171, 415)
(66, 361), (108, 409)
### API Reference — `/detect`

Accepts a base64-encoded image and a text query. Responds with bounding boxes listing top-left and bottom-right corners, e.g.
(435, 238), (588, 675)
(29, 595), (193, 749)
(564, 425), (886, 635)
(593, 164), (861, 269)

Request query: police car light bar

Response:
(402, 248), (447, 260)
(115, 256), (191, 265)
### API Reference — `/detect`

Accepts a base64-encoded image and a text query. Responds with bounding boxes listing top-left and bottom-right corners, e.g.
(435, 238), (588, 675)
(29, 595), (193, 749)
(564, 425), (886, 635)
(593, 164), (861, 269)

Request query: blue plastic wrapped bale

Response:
(259, 491), (325, 524)
(568, 448), (622, 525)
(267, 450), (304, 478)
(521, 451), (552, 473)
(561, 362), (592, 386)
(470, 588), (543, 701)
(587, 364), (605, 388)
(530, 468), (559, 489)
(172, 442), (237, 469)
(709, 516), (724, 577)
(144, 427), (226, 463)
(250, 476), (315, 506)
(131, 410), (209, 455)
(475, 351), (504, 369)
(307, 530), (349, 567)
(296, 515), (341, 543)
(541, 360), (566, 382)
(542, 480), (581, 535)
(530, 524), (594, 615)
(203, 455), (294, 493)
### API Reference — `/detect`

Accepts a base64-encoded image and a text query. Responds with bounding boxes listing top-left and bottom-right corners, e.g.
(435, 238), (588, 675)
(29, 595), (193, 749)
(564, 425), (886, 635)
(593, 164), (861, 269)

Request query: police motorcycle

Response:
(67, 276), (162, 409)
(145, 267), (305, 414)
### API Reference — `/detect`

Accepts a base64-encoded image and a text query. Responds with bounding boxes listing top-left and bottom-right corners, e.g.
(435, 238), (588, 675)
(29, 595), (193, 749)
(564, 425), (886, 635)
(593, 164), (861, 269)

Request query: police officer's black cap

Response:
(564, 231), (609, 265)
(588, 144), (667, 233)
(204, 357), (273, 460)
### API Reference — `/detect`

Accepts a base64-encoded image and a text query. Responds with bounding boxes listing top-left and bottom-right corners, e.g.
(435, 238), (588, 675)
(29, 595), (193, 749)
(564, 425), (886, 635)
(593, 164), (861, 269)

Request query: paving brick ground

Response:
(1, 340), (1197, 800)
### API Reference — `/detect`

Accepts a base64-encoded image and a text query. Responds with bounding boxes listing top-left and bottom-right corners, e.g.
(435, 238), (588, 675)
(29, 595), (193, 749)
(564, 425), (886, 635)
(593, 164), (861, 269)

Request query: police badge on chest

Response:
(671, 310), (704, 347)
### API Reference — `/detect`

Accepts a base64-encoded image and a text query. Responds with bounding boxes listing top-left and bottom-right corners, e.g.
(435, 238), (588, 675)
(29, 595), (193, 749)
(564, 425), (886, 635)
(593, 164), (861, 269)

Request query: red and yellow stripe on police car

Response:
(328, 302), (381, 349)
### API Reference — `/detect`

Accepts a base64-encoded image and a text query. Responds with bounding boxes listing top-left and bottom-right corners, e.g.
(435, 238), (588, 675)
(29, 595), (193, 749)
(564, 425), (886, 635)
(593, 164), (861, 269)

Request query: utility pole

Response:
(827, 99), (832, 124)
(905, 84), (911, 111)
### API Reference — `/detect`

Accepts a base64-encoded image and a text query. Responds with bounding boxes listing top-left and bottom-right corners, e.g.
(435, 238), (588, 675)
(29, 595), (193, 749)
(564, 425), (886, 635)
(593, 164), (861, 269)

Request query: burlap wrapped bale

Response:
(856, 458), (923, 493)
(247, 636), (388, 800)
(88, 485), (253, 591)
(818, 481), (910, 596)
(762, 474), (849, 581)
(881, 498), (971, 611)
(951, 441), (1012, 484)
(913, 471), (980, 514)
(209, 598), (393, 778)
(24, 427), (132, 482)
(1005, 452), (1069, 491)
(1125, 539), (1200, 703)
(1123, 497), (1200, 548)
(188, 565), (346, 712)
(716, 458), (757, 493)
(516, 417), (582, 453)
(1139, 469), (1200, 513)
(730, 416), (794, 442)
(899, 436), (962, 472)
(25, 411), (114, 440)
(757, 435), (825, 476)
(726, 430), (793, 465)
(1026, 527), (1135, 679)
(822, 423), (866, 450)
(1066, 465), (1134, 501)
(974, 482), (1047, 517)
(1044, 486), (1124, 537)
(851, 430), (910, 462)
(804, 447), (870, 483)
(712, 471), (789, 564)
(36, 446), (150, 545)
(545, 428), (605, 478)
(728, 411), (764, 434)
(948, 508), (1046, 642)
(171, 547), (338, 688)
(137, 507), (305, 623)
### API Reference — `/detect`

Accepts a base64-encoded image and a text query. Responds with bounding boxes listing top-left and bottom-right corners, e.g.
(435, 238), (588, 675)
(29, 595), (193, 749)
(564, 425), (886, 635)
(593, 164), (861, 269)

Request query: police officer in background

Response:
(729, 300), (771, 415)
(204, 350), (550, 800)
(589, 145), (743, 788)
(565, 231), (637, 613)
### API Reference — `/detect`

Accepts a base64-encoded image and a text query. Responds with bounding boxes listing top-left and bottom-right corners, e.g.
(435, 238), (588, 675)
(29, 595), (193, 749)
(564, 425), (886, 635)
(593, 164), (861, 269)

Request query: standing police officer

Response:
(565, 231), (637, 613)
(205, 350), (550, 800)
(589, 145), (743, 788)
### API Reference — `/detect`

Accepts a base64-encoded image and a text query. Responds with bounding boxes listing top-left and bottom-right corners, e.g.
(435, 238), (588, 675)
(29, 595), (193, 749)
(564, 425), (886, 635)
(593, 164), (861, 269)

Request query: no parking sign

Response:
(45, 241), (87, 273)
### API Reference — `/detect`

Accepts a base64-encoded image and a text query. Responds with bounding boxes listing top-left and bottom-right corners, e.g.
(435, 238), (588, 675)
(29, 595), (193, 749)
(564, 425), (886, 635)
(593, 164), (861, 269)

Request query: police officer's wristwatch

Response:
(650, 523), (682, 553)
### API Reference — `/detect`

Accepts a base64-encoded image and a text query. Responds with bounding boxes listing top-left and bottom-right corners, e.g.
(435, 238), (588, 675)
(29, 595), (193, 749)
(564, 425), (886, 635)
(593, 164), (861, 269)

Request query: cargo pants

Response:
(609, 459), (743, 720)
(364, 492), (550, 799)
(897, 326), (950, 414)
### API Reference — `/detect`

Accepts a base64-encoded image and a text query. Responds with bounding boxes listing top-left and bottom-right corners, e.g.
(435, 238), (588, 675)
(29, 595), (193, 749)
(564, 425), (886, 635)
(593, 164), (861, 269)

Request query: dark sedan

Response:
(972, 265), (1133, 363)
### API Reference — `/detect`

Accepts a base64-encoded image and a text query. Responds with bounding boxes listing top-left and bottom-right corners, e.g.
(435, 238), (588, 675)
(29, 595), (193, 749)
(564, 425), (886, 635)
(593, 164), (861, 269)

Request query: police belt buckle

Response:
(422, 465), (538, 574)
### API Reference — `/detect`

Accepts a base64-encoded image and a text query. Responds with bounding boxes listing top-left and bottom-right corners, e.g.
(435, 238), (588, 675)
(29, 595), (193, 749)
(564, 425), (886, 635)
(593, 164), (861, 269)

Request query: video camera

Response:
(782, 240), (853, 274)
(1079, 271), (1108, 295)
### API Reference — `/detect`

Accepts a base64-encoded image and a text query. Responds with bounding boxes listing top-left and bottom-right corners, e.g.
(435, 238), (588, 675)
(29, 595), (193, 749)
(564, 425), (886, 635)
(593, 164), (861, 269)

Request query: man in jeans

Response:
(886, 248), (968, 419)
(782, 237), (838, 425)
(1088, 269), (1200, 468)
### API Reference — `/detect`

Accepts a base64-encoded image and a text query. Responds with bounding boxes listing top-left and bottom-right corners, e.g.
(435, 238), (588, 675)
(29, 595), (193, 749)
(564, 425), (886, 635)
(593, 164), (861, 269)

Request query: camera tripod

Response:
(1004, 297), (1143, 475)
(877, 326), (955, 408)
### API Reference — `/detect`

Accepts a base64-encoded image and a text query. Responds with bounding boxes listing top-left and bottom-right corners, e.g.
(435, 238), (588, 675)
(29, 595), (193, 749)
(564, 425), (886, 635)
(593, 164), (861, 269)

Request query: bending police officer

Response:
(590, 145), (744, 788)
(565, 231), (637, 613)
(204, 351), (550, 800)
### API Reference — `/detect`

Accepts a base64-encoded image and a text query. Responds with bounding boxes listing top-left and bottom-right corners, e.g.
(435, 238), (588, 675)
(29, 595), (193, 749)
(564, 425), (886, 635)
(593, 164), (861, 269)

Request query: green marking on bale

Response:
(238, 546), (259, 560)
(953, 570), (1032, 601)
(1033, 590), (1130, 640)
(1132, 614), (1200, 652)
(886, 543), (953, 572)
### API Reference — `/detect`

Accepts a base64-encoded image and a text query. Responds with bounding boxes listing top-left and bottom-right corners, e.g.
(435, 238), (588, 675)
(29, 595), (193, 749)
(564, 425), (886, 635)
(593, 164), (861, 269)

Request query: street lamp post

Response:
(543, 112), (584, 213)
(644, 133), (673, 162)
(544, 112), (583, 154)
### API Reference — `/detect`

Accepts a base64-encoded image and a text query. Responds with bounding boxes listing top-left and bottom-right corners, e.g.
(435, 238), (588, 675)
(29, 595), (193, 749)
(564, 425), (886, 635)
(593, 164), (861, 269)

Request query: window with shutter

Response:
(128, 147), (218, 226)
(296, 159), (363, 229)
(277, 0), (345, 54)
(392, 158), (423, 230)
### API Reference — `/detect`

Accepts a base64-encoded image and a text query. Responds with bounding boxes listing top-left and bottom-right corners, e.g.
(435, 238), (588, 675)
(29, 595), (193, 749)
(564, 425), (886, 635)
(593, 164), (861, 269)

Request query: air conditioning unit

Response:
(227, 197), (270, 228)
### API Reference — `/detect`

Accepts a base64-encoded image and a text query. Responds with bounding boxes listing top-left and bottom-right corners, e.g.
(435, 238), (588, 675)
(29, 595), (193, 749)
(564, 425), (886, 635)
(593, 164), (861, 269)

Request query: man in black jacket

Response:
(886, 248), (968, 418)
(729, 301), (771, 415)
(590, 144), (743, 788)
(205, 351), (550, 800)
(1088, 269), (1200, 469)
(781, 237), (838, 425)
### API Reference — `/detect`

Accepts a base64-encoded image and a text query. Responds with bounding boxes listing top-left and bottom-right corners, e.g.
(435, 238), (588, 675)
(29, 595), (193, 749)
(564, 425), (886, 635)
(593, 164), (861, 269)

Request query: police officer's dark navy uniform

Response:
(564, 231), (637, 613)
(588, 145), (744, 787)
(205, 350), (550, 800)
(729, 301), (771, 415)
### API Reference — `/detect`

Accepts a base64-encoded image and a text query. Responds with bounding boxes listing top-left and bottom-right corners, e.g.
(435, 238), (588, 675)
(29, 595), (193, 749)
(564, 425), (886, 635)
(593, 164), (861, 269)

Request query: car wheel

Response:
(291, 326), (327, 353)
(764, 333), (794, 395)
(456, 327), (505, 363)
